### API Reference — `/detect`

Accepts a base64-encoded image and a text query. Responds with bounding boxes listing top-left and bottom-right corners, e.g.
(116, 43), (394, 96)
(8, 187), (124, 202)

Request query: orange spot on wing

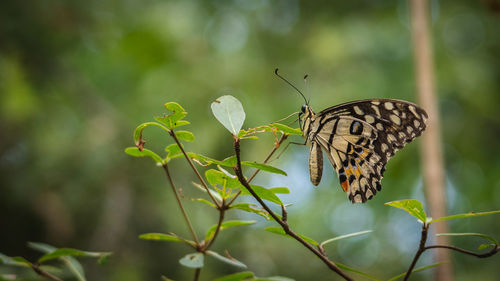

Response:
(341, 180), (349, 192)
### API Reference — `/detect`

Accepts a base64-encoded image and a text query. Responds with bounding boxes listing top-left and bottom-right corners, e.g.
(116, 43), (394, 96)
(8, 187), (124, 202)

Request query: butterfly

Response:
(275, 69), (428, 203)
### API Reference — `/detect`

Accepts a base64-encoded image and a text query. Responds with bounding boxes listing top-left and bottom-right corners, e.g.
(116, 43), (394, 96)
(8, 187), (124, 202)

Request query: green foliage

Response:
(387, 262), (448, 281)
(436, 232), (499, 249)
(154, 102), (189, 130)
(385, 199), (427, 223)
(264, 227), (318, 246)
(205, 220), (256, 241)
(125, 147), (164, 164)
(240, 161), (287, 176)
(206, 251), (247, 269)
(429, 210), (500, 224)
(241, 185), (283, 205)
(320, 230), (373, 247)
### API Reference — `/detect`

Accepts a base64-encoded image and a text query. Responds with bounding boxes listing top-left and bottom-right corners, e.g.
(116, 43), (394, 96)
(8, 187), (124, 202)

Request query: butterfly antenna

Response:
(275, 68), (308, 105)
(304, 74), (311, 105)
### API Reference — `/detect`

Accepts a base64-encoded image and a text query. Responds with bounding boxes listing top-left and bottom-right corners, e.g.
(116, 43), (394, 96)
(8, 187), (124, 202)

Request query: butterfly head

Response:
(299, 104), (315, 136)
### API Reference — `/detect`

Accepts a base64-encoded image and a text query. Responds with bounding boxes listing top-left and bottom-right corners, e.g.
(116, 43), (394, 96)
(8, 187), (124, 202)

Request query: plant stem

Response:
(204, 200), (227, 250)
(247, 134), (288, 183)
(32, 264), (63, 281)
(169, 130), (220, 206)
(162, 163), (200, 244)
(193, 268), (201, 281)
(233, 138), (353, 281)
(425, 244), (500, 258)
(404, 223), (429, 281)
(227, 134), (289, 207)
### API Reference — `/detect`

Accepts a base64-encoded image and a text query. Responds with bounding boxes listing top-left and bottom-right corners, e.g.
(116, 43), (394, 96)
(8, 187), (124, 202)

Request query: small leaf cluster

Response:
(0, 242), (111, 281)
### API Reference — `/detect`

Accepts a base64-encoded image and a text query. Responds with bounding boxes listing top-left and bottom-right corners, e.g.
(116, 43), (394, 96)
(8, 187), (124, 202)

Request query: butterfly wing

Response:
(311, 99), (428, 203)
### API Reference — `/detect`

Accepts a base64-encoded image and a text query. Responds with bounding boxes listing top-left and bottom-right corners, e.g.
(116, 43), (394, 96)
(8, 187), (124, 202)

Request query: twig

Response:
(247, 134), (289, 182)
(403, 223), (500, 281)
(403, 223), (429, 281)
(204, 200), (227, 250)
(169, 130), (220, 207)
(162, 163), (200, 244)
(424, 244), (500, 258)
(227, 134), (289, 207)
(233, 137), (353, 281)
(32, 264), (63, 281)
(193, 268), (201, 281)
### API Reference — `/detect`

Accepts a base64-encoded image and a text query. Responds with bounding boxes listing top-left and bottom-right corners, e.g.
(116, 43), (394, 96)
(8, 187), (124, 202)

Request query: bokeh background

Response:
(1, 0), (499, 280)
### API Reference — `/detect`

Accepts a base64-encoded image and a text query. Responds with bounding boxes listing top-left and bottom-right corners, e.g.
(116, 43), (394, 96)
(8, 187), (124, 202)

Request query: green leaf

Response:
(221, 155), (237, 167)
(429, 210), (500, 224)
(241, 161), (287, 176)
(165, 143), (184, 162)
(271, 123), (302, 135)
(268, 187), (290, 194)
(139, 233), (187, 243)
(214, 271), (255, 281)
(264, 227), (318, 246)
(0, 253), (32, 267)
(38, 248), (112, 265)
(29, 242), (88, 280)
(387, 262), (448, 281)
(385, 199), (427, 223)
(205, 169), (241, 189)
(205, 220), (256, 241)
(38, 249), (87, 264)
(154, 102), (188, 129)
(188, 153), (236, 167)
(435, 232), (499, 245)
(161, 276), (175, 281)
(175, 130), (195, 142)
(194, 198), (217, 208)
(320, 230), (373, 247)
(478, 244), (496, 250)
(254, 277), (295, 281)
(240, 185), (283, 205)
(206, 251), (247, 268)
(336, 263), (381, 281)
(230, 203), (271, 220)
(179, 253), (204, 268)
(125, 147), (164, 164)
(192, 182), (223, 203)
(133, 122), (170, 146)
(211, 95), (246, 136)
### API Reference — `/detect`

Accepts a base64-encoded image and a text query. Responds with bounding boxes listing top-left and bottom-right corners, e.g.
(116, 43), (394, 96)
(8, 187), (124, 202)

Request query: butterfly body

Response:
(299, 99), (428, 203)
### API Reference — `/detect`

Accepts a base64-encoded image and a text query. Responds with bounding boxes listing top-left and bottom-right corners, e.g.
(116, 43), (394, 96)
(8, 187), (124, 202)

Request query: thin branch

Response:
(233, 137), (353, 281)
(193, 268), (201, 281)
(169, 130), (220, 207)
(424, 244), (500, 259)
(404, 223), (429, 281)
(247, 134), (289, 182)
(32, 264), (63, 281)
(227, 134), (289, 207)
(204, 200), (227, 250)
(162, 163), (200, 244)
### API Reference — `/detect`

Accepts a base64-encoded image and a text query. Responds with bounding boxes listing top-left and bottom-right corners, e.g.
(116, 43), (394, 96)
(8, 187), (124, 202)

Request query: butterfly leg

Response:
(272, 141), (307, 162)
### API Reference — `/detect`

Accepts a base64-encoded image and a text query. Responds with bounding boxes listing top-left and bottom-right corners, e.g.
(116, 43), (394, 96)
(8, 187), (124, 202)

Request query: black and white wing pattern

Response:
(300, 99), (428, 203)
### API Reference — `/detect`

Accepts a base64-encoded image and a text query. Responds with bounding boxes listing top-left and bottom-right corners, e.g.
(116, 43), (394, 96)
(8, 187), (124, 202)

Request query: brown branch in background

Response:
(233, 137), (353, 281)
(409, 0), (453, 280)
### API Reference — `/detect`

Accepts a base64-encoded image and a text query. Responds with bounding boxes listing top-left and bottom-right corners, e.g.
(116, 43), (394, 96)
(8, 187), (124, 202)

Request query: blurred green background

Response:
(1, 0), (499, 280)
